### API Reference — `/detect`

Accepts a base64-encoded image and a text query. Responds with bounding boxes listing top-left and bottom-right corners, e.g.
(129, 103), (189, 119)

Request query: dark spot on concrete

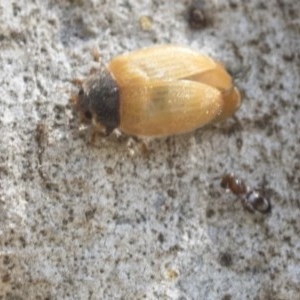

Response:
(206, 208), (215, 218)
(19, 236), (26, 248)
(85, 208), (97, 221)
(219, 252), (233, 267)
(256, 2), (267, 10)
(105, 166), (114, 175)
(167, 189), (177, 199)
(54, 104), (66, 122)
(2, 272), (10, 283)
(168, 244), (182, 253)
(282, 53), (295, 62)
(5, 293), (24, 300)
(222, 294), (232, 300)
(158, 233), (165, 243)
(236, 137), (243, 150)
(229, 1), (238, 9)
(3, 256), (11, 265)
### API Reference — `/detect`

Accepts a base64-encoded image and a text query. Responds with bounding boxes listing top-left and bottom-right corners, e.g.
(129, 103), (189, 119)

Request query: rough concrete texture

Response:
(0, 0), (299, 299)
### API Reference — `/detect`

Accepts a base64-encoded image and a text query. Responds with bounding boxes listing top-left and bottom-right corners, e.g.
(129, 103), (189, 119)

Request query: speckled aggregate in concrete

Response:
(0, 0), (299, 299)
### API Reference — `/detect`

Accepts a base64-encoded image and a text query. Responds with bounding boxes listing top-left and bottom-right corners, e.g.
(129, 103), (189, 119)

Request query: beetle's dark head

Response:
(74, 67), (120, 135)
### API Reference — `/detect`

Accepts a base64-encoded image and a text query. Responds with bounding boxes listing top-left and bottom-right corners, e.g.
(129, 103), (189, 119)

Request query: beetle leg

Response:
(126, 137), (150, 157)
(89, 66), (99, 75)
(92, 119), (109, 135)
(140, 140), (150, 157)
(70, 92), (78, 106)
(114, 129), (148, 156)
(90, 128), (97, 145)
(89, 126), (108, 145)
(92, 46), (102, 64)
(71, 78), (84, 86)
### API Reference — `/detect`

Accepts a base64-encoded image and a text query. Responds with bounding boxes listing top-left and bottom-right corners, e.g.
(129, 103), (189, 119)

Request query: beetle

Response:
(72, 45), (241, 137)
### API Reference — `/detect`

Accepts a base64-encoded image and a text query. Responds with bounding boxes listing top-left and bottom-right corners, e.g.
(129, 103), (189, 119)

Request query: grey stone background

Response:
(0, 0), (299, 299)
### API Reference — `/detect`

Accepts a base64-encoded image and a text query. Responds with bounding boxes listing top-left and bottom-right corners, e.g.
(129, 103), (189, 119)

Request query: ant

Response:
(221, 173), (271, 214)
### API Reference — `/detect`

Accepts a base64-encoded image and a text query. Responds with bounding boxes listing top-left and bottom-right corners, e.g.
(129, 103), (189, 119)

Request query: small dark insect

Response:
(221, 173), (246, 195)
(188, 6), (206, 29)
(221, 173), (271, 214)
(188, 0), (211, 29)
(244, 190), (271, 214)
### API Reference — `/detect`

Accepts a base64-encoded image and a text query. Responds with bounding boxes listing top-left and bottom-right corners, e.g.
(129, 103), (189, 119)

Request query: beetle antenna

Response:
(92, 46), (102, 64)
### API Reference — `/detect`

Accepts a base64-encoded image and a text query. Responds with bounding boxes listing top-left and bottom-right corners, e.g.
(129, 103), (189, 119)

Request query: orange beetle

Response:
(73, 45), (241, 137)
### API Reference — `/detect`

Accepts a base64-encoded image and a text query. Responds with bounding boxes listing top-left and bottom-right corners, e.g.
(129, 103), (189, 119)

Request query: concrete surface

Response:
(0, 0), (299, 299)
